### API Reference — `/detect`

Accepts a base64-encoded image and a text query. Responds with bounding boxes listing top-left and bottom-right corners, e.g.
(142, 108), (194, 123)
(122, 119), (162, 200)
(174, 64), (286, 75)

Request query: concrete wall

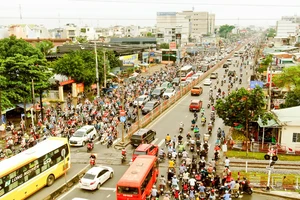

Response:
(280, 126), (300, 150)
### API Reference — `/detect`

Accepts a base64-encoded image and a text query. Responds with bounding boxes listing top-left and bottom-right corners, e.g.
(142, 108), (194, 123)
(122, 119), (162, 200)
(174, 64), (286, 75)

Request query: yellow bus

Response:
(0, 137), (71, 200)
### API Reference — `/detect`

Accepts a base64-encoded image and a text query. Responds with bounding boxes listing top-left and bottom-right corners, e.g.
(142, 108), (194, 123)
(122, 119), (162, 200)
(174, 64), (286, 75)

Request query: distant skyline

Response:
(0, 0), (300, 28)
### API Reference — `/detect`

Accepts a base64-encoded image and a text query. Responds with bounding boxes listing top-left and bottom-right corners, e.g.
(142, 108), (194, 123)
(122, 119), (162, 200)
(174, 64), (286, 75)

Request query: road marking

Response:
(107, 194), (111, 198)
(158, 139), (165, 147)
(100, 187), (116, 191)
(151, 138), (159, 144)
(57, 183), (80, 200)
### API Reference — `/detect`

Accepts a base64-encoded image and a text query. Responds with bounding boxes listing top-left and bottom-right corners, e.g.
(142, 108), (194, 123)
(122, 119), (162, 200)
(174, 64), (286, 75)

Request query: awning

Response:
(16, 103), (34, 111)
(257, 118), (279, 128)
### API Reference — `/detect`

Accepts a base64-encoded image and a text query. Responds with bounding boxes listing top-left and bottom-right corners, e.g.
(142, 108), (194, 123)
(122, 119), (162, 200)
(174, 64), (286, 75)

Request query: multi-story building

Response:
(156, 11), (215, 45)
(79, 26), (97, 40)
(49, 28), (64, 39)
(62, 23), (79, 41)
(108, 26), (125, 37)
(8, 24), (50, 39)
(139, 26), (156, 37)
(274, 20), (298, 47)
(0, 26), (9, 39)
(282, 15), (300, 24)
(156, 12), (190, 45)
(124, 25), (140, 38)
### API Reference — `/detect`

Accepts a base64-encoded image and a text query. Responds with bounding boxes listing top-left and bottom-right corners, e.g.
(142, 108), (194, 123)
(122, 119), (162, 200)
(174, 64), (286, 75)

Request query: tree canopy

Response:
(215, 87), (272, 128)
(267, 28), (276, 37)
(52, 49), (120, 87)
(35, 40), (54, 56)
(257, 54), (272, 73)
(218, 24), (235, 38)
(159, 43), (169, 49)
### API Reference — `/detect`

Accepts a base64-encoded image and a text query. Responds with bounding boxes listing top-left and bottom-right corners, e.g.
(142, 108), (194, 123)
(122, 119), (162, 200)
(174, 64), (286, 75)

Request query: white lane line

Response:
(57, 183), (79, 200)
(158, 139), (165, 147)
(151, 138), (159, 144)
(100, 187), (116, 191)
(107, 194), (111, 198)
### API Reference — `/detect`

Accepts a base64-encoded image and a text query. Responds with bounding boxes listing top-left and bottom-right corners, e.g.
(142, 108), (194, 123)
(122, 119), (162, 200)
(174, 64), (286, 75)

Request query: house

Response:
(0, 26), (9, 39)
(8, 24), (51, 39)
(272, 106), (300, 153)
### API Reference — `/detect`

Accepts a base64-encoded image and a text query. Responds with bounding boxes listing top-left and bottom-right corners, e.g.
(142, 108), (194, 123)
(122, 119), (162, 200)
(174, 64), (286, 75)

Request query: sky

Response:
(0, 0), (300, 28)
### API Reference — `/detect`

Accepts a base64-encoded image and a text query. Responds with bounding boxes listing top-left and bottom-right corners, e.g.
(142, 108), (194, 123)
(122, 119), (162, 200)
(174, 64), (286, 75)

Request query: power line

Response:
(70, 0), (300, 8)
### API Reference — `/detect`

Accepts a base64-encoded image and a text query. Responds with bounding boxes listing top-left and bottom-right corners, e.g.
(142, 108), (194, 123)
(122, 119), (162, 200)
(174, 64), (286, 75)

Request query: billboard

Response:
(169, 42), (176, 50)
(119, 54), (138, 65)
(142, 52), (149, 60)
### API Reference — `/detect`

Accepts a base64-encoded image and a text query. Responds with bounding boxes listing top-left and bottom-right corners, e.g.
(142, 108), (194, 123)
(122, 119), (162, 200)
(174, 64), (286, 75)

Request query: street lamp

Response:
(94, 42), (100, 97)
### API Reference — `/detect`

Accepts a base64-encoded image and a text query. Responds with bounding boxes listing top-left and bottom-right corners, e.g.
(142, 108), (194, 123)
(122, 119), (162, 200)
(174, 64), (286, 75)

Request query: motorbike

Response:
(178, 151), (183, 158)
(191, 124), (195, 130)
(107, 140), (113, 148)
(207, 103), (210, 109)
(121, 154), (126, 164)
(201, 120), (206, 126)
(179, 127), (183, 133)
(196, 146), (201, 155)
(167, 152), (172, 159)
(239, 181), (253, 195)
(159, 153), (166, 163)
(190, 144), (195, 152)
(87, 142), (94, 152)
(159, 184), (165, 195)
(90, 157), (96, 167)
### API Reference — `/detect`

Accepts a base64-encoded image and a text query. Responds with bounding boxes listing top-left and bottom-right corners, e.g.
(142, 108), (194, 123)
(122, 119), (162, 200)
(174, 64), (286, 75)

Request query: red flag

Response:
(288, 148), (293, 152)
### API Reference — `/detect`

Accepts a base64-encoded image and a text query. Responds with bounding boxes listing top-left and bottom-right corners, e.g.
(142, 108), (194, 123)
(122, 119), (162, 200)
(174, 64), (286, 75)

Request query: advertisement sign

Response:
(142, 52), (149, 60)
(169, 42), (176, 50)
(76, 83), (84, 93)
(250, 81), (263, 89)
(119, 54), (138, 65)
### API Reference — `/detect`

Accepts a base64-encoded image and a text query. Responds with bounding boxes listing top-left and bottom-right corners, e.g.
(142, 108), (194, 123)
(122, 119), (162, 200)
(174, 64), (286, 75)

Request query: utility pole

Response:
(94, 42), (100, 97)
(136, 90), (140, 128)
(268, 64), (273, 111)
(103, 50), (107, 88)
(31, 79), (36, 123)
(121, 92), (125, 143)
(0, 88), (2, 125)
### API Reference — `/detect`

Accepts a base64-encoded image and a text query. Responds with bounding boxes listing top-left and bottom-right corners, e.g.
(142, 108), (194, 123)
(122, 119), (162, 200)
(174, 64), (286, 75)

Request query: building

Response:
(139, 26), (156, 37)
(62, 23), (79, 41)
(109, 37), (157, 45)
(282, 15), (300, 24)
(79, 26), (97, 40)
(124, 25), (140, 38)
(156, 11), (215, 45)
(156, 12), (190, 45)
(0, 26), (9, 39)
(274, 20), (298, 47)
(49, 28), (64, 39)
(8, 24), (51, 39)
(108, 26), (125, 37)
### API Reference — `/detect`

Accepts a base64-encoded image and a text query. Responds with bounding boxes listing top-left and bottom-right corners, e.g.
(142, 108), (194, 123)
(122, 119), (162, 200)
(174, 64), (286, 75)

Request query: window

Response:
(292, 133), (300, 142)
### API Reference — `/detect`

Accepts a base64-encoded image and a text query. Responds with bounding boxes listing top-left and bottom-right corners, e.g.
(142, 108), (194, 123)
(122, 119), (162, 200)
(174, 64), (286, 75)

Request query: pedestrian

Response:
(224, 157), (230, 168)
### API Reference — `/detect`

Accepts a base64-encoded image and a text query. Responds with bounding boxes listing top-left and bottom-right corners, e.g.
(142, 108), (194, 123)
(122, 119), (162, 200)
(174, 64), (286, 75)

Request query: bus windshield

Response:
(117, 186), (139, 194)
(176, 65), (193, 81)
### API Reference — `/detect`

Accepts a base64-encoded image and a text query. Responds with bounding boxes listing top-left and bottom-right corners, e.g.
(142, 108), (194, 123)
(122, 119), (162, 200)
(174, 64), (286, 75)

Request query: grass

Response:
(226, 150), (300, 161)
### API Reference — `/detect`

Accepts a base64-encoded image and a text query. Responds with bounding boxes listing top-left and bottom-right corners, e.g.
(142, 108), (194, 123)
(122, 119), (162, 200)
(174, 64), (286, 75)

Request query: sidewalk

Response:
(254, 189), (300, 200)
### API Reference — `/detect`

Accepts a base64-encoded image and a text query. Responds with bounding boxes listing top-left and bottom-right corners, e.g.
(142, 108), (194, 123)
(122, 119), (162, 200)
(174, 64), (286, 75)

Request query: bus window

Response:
(117, 186), (139, 194)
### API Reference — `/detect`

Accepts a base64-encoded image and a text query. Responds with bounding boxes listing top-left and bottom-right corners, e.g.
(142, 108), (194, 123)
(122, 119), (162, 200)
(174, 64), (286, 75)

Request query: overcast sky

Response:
(0, 0), (300, 28)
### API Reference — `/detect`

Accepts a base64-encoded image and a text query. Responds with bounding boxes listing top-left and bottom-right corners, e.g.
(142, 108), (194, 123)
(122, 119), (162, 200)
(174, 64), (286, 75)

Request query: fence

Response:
(122, 44), (243, 141)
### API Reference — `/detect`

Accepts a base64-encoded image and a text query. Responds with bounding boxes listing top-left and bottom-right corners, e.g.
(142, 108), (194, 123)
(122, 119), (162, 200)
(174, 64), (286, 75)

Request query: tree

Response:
(52, 48), (119, 87)
(35, 40), (54, 56)
(216, 87), (272, 154)
(280, 90), (300, 108)
(273, 66), (300, 89)
(159, 43), (169, 49)
(267, 28), (276, 37)
(218, 24), (235, 38)
(146, 32), (153, 37)
(257, 54), (272, 74)
(76, 37), (88, 43)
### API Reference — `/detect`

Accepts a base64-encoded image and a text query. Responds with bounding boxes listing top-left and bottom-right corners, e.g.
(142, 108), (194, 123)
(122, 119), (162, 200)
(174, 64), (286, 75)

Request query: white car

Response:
(180, 81), (188, 87)
(69, 125), (97, 147)
(195, 71), (204, 76)
(79, 166), (114, 190)
(186, 77), (193, 84)
(133, 95), (150, 107)
(163, 88), (176, 99)
(191, 74), (199, 80)
(203, 78), (212, 86)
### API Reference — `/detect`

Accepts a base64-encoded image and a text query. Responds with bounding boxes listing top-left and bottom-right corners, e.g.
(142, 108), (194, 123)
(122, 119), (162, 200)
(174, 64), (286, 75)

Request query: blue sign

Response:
(250, 81), (264, 89)
(120, 116), (126, 123)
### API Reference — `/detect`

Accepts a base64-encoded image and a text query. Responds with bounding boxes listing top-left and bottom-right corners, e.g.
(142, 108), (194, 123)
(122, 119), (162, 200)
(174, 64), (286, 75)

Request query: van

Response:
(130, 129), (156, 147)
(131, 144), (158, 162)
(69, 125), (97, 147)
(226, 59), (232, 65)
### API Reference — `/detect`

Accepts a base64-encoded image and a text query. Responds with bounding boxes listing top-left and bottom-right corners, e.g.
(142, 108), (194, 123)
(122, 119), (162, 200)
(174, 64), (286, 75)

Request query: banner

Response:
(142, 52), (149, 60)
(169, 42), (176, 50)
(119, 54), (138, 65)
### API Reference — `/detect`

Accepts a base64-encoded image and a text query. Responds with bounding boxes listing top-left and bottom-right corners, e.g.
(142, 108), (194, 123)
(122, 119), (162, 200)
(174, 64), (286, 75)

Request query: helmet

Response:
(153, 185), (156, 188)
(225, 190), (229, 194)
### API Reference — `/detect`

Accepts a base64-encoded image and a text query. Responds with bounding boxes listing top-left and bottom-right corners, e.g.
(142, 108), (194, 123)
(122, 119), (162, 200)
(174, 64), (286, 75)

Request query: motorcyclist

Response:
(159, 148), (165, 157)
(178, 143), (185, 153)
(188, 176), (196, 187)
(171, 175), (179, 189)
(179, 122), (184, 128)
(191, 118), (196, 125)
(172, 149), (177, 159)
(182, 150), (188, 159)
(200, 108), (205, 115)
(159, 175), (167, 190)
(196, 140), (201, 148)
(201, 116), (206, 123)
(165, 134), (171, 144)
(193, 111), (198, 120)
(193, 125), (199, 134)
(208, 122), (213, 131)
(203, 141), (209, 151)
(186, 132), (192, 140)
(172, 135), (177, 148)
(179, 164), (187, 174)
(183, 170), (190, 183)
(121, 148), (126, 156)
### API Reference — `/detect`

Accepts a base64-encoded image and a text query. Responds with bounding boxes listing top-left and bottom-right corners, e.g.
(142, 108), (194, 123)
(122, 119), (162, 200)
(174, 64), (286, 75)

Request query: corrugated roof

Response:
(272, 106), (300, 126)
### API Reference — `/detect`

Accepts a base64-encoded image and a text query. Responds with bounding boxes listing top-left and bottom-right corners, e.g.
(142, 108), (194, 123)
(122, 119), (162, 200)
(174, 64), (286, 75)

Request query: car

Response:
(191, 74), (199, 80)
(69, 125), (97, 147)
(161, 81), (173, 89)
(131, 143), (158, 162)
(186, 77), (193, 84)
(172, 77), (180, 86)
(226, 59), (232, 65)
(191, 86), (203, 96)
(133, 95), (150, 107)
(228, 70), (236, 77)
(203, 78), (212, 86)
(223, 64), (229, 68)
(151, 87), (166, 99)
(180, 81), (188, 87)
(130, 128), (156, 146)
(141, 100), (160, 115)
(195, 71), (204, 76)
(210, 72), (218, 79)
(189, 99), (202, 112)
(163, 88), (176, 99)
(79, 166), (114, 190)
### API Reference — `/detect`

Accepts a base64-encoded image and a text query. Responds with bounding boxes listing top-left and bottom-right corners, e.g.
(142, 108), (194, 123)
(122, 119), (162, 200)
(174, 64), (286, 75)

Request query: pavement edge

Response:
(253, 189), (300, 200)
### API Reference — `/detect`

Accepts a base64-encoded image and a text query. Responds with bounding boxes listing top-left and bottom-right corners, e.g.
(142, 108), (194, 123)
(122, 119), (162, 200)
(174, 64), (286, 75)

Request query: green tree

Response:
(35, 40), (54, 56)
(216, 87), (272, 153)
(52, 48), (119, 87)
(257, 54), (272, 73)
(146, 32), (153, 37)
(280, 90), (300, 108)
(76, 37), (88, 43)
(273, 66), (300, 89)
(218, 24), (235, 38)
(267, 28), (276, 37)
(159, 43), (169, 49)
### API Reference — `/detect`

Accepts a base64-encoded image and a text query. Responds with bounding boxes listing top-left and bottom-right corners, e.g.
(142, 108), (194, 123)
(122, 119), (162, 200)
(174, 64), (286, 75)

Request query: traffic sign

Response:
(120, 116), (126, 123)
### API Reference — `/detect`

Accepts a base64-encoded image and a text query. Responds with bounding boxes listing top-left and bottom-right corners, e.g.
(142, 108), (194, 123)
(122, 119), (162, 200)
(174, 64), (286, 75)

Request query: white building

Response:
(282, 15), (300, 24)
(274, 20), (298, 47)
(49, 28), (64, 39)
(8, 24), (50, 39)
(156, 12), (190, 45)
(62, 23), (79, 41)
(0, 26), (9, 39)
(124, 25), (140, 38)
(139, 26), (156, 37)
(79, 26), (97, 40)
(107, 26), (125, 37)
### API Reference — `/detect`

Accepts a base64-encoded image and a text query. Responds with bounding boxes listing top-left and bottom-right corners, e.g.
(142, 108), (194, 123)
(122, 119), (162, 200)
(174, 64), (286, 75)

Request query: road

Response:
(55, 43), (262, 200)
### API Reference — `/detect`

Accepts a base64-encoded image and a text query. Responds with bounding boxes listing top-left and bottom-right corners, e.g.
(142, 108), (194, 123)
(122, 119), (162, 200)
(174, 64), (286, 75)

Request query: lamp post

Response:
(268, 64), (273, 111)
(94, 42), (100, 97)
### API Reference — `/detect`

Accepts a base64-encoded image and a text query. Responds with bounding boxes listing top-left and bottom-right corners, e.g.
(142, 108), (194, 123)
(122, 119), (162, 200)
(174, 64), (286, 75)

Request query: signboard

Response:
(250, 81), (263, 89)
(142, 52), (149, 60)
(119, 54), (138, 65)
(176, 34), (181, 39)
(157, 12), (177, 16)
(76, 83), (84, 93)
(169, 42), (176, 50)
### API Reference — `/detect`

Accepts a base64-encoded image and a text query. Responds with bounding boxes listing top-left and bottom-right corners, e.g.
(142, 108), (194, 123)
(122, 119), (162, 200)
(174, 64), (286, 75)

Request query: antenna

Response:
(192, 6), (194, 11)
(58, 12), (61, 28)
(19, 4), (22, 20)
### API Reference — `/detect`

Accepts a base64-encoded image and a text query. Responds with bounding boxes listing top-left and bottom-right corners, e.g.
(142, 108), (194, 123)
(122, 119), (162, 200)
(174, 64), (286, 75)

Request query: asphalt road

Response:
(54, 43), (262, 200)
